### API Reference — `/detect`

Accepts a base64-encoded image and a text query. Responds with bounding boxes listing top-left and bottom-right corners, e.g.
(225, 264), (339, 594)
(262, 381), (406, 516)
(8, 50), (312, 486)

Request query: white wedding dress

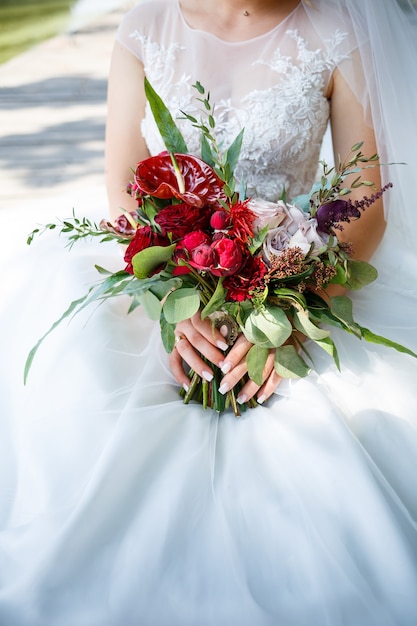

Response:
(1, 1), (417, 625)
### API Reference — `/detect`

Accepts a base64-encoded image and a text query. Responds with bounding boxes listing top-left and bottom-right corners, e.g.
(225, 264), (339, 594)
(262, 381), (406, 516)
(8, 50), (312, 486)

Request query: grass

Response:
(0, 0), (77, 64)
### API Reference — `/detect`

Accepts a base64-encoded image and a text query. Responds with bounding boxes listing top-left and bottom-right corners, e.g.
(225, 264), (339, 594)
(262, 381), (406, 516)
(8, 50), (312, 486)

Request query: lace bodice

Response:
(117, 0), (351, 201)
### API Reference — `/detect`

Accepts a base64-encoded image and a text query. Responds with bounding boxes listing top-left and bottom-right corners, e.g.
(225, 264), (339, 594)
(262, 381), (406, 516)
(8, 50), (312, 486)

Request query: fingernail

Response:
(221, 361), (232, 374)
(237, 394), (248, 405)
(182, 383), (190, 392)
(216, 340), (229, 351)
(202, 370), (214, 382)
(257, 394), (267, 405)
(218, 383), (230, 395)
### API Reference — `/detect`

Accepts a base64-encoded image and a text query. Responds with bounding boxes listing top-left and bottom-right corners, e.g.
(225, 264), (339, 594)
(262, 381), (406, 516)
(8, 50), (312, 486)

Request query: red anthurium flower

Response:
(133, 153), (226, 208)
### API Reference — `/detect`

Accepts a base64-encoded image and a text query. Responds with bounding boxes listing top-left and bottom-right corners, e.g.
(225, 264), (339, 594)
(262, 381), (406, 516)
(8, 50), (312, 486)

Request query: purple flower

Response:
(316, 200), (360, 235)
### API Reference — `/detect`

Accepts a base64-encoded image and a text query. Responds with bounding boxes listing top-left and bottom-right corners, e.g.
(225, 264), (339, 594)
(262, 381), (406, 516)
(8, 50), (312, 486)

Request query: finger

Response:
(173, 334), (216, 382)
(175, 319), (227, 370)
(218, 334), (252, 375)
(256, 369), (283, 405)
(235, 350), (276, 402)
(169, 346), (191, 390)
(177, 313), (229, 351)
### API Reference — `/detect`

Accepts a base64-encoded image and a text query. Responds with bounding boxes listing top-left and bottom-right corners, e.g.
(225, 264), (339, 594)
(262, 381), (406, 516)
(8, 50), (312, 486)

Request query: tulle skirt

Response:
(1, 201), (417, 626)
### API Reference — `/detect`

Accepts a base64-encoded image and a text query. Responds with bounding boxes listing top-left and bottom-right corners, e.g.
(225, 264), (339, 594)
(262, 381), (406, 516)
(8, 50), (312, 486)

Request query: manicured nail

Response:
(182, 383), (190, 392)
(216, 340), (229, 351)
(257, 394), (267, 405)
(237, 394), (248, 405)
(218, 383), (230, 395)
(221, 361), (232, 374)
(202, 370), (214, 382)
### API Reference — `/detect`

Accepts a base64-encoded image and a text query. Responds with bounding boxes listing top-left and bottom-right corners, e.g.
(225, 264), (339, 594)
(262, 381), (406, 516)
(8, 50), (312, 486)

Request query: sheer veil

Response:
(305, 0), (417, 249)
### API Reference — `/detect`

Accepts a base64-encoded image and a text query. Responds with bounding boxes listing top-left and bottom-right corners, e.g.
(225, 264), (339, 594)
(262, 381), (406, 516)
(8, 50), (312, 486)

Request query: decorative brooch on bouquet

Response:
(25, 80), (417, 415)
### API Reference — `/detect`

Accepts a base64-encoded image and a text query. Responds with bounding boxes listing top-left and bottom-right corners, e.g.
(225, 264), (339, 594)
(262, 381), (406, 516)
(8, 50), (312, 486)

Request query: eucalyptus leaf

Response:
(201, 133), (216, 168)
(274, 345), (311, 378)
(313, 336), (341, 370)
(345, 259), (378, 290)
(329, 296), (362, 337)
(163, 288), (201, 324)
(132, 244), (176, 279)
(160, 313), (176, 353)
(293, 309), (331, 341)
(244, 307), (292, 348)
(144, 77), (188, 154)
(136, 290), (162, 320)
(247, 345), (269, 386)
(201, 279), (226, 319)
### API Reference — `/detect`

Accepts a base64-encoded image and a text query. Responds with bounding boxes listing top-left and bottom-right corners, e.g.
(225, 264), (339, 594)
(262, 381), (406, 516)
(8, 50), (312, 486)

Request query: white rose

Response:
(262, 226), (291, 264)
(289, 219), (329, 255)
(248, 198), (289, 231)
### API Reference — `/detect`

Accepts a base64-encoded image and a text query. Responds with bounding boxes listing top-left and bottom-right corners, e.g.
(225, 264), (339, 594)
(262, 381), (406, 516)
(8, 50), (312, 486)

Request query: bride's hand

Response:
(217, 335), (283, 405)
(169, 313), (283, 404)
(169, 312), (230, 389)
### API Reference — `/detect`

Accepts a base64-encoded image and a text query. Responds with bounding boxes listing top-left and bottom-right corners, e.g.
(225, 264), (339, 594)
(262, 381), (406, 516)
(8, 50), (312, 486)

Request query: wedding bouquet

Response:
(25, 80), (416, 415)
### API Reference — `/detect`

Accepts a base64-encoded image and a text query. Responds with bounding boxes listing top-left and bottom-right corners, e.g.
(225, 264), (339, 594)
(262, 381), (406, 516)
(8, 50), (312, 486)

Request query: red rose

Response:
(210, 237), (243, 276)
(181, 230), (211, 251)
(155, 203), (211, 241)
(190, 244), (216, 271)
(124, 226), (169, 275)
(224, 255), (267, 302)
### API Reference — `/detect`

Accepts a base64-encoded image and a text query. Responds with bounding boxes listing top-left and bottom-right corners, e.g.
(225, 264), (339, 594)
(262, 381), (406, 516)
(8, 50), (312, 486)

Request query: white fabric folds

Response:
(1, 2), (417, 625)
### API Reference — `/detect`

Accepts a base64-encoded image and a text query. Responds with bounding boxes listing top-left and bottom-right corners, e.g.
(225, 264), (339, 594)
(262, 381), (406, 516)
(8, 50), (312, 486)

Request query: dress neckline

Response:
(176, 0), (302, 45)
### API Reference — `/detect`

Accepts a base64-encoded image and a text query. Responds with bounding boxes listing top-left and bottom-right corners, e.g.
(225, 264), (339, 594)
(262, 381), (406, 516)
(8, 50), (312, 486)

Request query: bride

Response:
(1, 1), (417, 624)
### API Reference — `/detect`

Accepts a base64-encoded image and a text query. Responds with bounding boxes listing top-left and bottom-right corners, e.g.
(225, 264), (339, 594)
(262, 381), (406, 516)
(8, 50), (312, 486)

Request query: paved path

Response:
(0, 3), (133, 216)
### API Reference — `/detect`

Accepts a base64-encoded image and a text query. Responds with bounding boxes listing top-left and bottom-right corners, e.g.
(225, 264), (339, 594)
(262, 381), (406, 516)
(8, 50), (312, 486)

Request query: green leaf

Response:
(247, 345), (269, 386)
(144, 77), (188, 153)
(201, 279), (226, 319)
(225, 128), (244, 178)
(244, 306), (292, 348)
(135, 290), (162, 320)
(163, 288), (201, 324)
(274, 345), (311, 378)
(132, 244), (176, 279)
(313, 336), (341, 370)
(359, 326), (417, 359)
(330, 296), (361, 336)
(327, 263), (347, 285)
(201, 133), (216, 168)
(293, 309), (330, 341)
(345, 260), (378, 290)
(160, 313), (176, 353)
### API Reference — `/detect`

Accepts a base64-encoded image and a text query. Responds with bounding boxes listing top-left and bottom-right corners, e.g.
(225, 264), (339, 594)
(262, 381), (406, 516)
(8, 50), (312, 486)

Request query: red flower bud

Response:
(210, 210), (229, 230)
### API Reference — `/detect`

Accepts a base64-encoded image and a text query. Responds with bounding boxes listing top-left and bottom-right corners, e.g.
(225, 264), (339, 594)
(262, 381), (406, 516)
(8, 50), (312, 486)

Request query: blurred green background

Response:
(0, 0), (77, 64)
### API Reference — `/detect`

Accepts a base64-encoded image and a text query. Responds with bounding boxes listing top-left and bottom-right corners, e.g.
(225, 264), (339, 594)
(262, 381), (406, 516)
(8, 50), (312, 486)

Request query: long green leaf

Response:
(359, 326), (417, 358)
(225, 128), (244, 177)
(132, 244), (176, 279)
(201, 278), (226, 319)
(144, 77), (188, 153)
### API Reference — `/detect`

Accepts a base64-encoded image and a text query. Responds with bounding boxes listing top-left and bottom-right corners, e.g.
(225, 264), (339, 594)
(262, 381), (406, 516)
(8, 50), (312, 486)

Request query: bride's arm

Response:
(105, 41), (150, 221)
